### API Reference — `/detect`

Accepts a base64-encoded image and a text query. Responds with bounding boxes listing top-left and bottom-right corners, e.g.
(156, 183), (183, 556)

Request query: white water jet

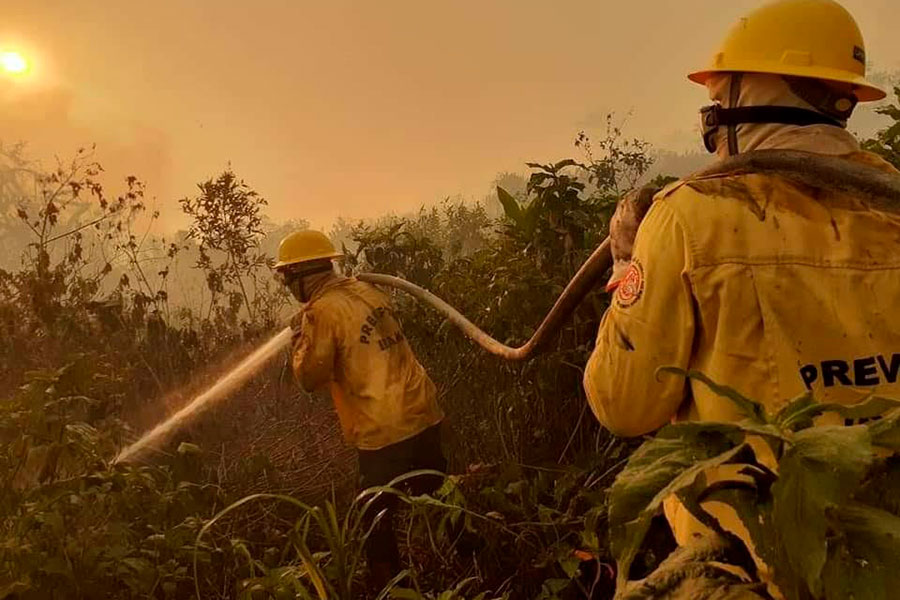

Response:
(115, 327), (293, 463)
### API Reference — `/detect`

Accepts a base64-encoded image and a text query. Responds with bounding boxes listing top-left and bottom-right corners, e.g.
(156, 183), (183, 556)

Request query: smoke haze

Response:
(4, 0), (898, 230)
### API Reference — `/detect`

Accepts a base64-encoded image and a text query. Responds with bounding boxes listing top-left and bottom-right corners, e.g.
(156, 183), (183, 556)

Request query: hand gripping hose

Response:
(358, 150), (900, 361)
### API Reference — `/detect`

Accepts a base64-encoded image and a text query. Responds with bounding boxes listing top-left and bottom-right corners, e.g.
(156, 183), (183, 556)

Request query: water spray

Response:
(114, 327), (293, 463)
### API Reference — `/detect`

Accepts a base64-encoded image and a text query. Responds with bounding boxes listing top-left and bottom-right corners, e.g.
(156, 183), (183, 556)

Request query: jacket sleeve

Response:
(583, 200), (694, 437)
(292, 305), (337, 393)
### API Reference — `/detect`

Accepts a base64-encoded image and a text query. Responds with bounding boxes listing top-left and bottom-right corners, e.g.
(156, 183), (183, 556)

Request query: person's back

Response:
(588, 153), (900, 597)
(583, 149), (900, 434)
(660, 152), (900, 422)
(298, 276), (443, 449)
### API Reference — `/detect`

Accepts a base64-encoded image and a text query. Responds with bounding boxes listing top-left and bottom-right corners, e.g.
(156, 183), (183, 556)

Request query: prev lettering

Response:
(799, 353), (900, 390)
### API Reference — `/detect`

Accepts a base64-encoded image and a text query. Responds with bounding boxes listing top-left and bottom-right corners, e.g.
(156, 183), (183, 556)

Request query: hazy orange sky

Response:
(3, 0), (898, 231)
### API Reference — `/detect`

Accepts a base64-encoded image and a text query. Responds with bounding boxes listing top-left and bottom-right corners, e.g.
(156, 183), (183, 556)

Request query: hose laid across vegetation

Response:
(359, 150), (900, 361)
(360, 237), (612, 361)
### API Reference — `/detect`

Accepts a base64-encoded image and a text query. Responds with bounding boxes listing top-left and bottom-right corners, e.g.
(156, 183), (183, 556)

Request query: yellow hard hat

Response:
(689, 0), (885, 102)
(274, 230), (342, 270)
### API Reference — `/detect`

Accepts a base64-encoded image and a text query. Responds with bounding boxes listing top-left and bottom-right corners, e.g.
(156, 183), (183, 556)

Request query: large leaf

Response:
(855, 457), (900, 517)
(868, 407), (900, 451)
(552, 158), (578, 171)
(779, 396), (900, 432)
(496, 187), (523, 226)
(520, 196), (543, 237)
(657, 368), (767, 424)
(831, 397), (900, 422)
(608, 421), (748, 589)
(672, 471), (729, 535)
(526, 172), (553, 189)
(700, 482), (806, 598)
(771, 425), (874, 598)
(772, 392), (817, 431)
(821, 503), (900, 600)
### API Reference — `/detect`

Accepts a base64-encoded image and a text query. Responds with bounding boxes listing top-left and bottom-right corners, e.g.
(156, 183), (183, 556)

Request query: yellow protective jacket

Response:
(584, 151), (900, 556)
(292, 276), (443, 450)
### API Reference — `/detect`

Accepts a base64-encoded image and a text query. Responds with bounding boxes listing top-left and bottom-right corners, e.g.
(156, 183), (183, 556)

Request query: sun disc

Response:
(1, 51), (28, 75)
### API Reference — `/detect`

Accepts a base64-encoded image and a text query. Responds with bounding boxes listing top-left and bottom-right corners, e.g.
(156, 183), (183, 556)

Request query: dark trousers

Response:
(357, 423), (447, 583)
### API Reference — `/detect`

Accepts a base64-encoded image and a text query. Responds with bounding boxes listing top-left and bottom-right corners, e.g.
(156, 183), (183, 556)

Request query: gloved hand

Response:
(606, 185), (657, 292)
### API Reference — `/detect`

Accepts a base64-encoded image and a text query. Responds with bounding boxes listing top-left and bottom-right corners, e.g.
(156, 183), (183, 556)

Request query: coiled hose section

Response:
(359, 150), (900, 361)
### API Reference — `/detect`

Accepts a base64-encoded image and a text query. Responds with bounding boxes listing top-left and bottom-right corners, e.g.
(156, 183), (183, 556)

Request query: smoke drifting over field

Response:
(3, 0), (897, 231)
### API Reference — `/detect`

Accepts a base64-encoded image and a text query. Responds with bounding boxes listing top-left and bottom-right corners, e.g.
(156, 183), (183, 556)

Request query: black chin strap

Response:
(281, 262), (334, 301)
(701, 104), (843, 154)
(715, 106), (843, 127)
(727, 73), (743, 156)
(701, 73), (850, 155)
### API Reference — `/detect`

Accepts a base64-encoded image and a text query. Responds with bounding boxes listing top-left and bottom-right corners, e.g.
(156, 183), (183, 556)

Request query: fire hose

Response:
(115, 150), (900, 462)
(358, 150), (900, 361)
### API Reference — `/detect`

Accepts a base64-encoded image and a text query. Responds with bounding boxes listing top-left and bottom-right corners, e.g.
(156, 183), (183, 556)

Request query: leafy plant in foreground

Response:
(196, 471), (449, 600)
(608, 369), (900, 600)
(209, 457), (630, 600)
(0, 365), (231, 600)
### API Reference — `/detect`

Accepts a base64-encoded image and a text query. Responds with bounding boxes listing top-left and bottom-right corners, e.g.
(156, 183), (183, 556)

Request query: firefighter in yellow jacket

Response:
(274, 230), (445, 587)
(584, 0), (900, 595)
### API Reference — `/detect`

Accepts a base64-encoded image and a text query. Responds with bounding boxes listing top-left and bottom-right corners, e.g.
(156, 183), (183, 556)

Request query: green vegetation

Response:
(611, 370), (900, 599)
(862, 86), (900, 169)
(2, 104), (900, 599)
(0, 123), (642, 599)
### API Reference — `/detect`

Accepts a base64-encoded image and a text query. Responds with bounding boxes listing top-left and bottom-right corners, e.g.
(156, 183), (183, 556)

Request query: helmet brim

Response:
(274, 252), (343, 271)
(688, 64), (886, 102)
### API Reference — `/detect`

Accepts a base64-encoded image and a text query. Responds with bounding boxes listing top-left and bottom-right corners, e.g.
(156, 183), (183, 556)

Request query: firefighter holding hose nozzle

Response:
(583, 0), (900, 597)
(274, 230), (446, 589)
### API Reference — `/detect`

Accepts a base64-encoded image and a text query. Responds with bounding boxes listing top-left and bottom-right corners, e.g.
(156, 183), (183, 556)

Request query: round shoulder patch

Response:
(615, 259), (645, 309)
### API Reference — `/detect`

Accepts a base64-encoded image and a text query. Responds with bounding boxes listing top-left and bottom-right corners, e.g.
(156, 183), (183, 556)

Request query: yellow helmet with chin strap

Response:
(274, 230), (342, 271)
(689, 0), (885, 102)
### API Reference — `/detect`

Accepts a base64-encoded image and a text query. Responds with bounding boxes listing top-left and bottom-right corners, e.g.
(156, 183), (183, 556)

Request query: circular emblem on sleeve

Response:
(615, 259), (644, 309)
